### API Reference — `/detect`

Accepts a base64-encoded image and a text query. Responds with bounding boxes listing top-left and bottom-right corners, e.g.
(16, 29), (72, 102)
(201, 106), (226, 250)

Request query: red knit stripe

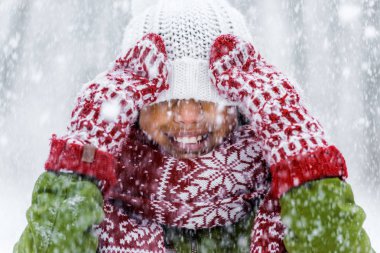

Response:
(44, 137), (117, 186)
(270, 145), (348, 198)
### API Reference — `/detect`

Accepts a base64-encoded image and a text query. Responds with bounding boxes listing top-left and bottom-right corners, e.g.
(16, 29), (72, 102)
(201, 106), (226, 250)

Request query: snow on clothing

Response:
(14, 172), (104, 253)
(14, 34), (374, 253)
(45, 33), (170, 192)
(121, 0), (254, 106)
(96, 124), (285, 252)
(280, 178), (374, 252)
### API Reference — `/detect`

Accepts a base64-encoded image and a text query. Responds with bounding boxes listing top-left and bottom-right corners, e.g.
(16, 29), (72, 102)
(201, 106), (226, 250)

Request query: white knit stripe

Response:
(98, 246), (157, 253)
(156, 158), (175, 201)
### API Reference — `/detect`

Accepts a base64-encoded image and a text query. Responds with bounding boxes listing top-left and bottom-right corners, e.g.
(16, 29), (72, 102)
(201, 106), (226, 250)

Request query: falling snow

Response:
(1, 0), (379, 252)
(364, 25), (379, 39)
(338, 3), (361, 23)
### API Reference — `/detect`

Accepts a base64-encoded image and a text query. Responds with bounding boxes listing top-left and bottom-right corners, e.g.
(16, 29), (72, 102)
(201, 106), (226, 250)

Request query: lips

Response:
(165, 132), (210, 153)
(173, 134), (209, 144)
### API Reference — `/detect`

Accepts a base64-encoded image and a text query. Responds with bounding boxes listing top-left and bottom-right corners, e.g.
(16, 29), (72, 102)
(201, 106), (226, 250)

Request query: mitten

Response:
(280, 178), (374, 253)
(45, 33), (169, 191)
(13, 172), (104, 253)
(209, 34), (347, 198)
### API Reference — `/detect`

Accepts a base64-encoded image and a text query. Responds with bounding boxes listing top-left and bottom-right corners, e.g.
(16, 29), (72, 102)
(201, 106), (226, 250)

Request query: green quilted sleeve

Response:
(280, 178), (375, 253)
(13, 171), (104, 253)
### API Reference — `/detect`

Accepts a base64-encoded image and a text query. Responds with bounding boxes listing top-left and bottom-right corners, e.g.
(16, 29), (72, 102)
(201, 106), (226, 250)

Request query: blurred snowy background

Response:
(0, 0), (379, 251)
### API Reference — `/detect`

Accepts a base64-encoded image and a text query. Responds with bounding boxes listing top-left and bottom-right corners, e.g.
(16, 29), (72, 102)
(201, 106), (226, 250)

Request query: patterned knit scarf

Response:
(96, 124), (287, 253)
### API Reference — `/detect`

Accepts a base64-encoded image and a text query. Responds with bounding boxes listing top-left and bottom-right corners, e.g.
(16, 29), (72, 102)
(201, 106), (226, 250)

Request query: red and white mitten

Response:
(45, 33), (169, 192)
(209, 34), (348, 198)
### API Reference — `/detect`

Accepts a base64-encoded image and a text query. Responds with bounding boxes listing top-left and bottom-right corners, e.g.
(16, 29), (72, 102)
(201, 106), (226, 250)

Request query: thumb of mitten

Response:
(209, 34), (257, 103)
(115, 33), (169, 100)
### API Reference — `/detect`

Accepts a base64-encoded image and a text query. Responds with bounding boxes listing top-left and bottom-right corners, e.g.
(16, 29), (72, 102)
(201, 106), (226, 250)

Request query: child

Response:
(14, 0), (374, 252)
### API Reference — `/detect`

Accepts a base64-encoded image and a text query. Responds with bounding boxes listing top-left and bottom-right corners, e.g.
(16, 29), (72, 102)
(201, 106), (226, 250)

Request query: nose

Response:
(173, 99), (204, 125)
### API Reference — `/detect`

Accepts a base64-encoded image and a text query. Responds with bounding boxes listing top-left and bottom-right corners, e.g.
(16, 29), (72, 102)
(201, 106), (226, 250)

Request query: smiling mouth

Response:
(165, 132), (210, 153)
(172, 134), (209, 144)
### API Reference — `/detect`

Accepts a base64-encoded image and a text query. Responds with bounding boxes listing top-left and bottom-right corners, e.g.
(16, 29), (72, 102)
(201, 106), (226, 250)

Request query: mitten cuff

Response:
(270, 145), (348, 198)
(45, 135), (118, 187)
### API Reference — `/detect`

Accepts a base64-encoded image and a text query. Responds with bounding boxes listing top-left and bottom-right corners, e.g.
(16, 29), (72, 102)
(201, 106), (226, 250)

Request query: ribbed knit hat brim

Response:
(122, 0), (252, 105)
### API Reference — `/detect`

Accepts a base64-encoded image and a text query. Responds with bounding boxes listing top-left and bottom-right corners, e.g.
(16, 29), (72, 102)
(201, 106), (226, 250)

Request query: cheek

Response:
(139, 110), (171, 141)
(208, 110), (235, 130)
(212, 111), (238, 135)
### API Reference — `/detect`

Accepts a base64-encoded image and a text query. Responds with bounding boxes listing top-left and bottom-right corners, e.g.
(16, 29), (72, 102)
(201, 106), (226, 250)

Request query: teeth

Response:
(174, 135), (204, 144)
(175, 136), (197, 144)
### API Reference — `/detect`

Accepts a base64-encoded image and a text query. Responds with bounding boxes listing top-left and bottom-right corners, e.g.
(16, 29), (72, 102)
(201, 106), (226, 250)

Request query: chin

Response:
(158, 145), (212, 159)
(172, 149), (214, 159)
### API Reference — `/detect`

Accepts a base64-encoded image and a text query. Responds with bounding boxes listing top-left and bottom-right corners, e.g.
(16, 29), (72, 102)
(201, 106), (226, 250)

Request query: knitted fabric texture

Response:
(45, 33), (170, 193)
(93, 125), (344, 252)
(96, 125), (287, 253)
(64, 33), (168, 154)
(209, 34), (348, 197)
(46, 124), (346, 252)
(44, 33), (349, 252)
(122, 0), (252, 105)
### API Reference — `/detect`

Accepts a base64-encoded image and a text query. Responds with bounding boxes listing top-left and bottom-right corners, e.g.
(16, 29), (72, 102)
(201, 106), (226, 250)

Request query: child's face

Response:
(139, 99), (238, 158)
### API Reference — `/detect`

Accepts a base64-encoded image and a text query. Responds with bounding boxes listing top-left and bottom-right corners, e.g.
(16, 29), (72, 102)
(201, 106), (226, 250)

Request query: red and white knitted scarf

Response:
(95, 124), (287, 253)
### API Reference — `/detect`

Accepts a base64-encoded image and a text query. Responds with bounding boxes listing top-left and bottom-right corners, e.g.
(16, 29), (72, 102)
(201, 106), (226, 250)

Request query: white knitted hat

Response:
(121, 0), (253, 105)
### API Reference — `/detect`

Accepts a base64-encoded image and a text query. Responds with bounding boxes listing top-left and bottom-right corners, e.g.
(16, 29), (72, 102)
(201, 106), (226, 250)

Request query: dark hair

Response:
(237, 110), (250, 126)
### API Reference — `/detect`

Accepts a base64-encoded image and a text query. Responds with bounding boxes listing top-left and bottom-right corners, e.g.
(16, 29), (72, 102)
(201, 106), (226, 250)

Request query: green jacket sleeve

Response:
(280, 178), (375, 253)
(13, 171), (104, 253)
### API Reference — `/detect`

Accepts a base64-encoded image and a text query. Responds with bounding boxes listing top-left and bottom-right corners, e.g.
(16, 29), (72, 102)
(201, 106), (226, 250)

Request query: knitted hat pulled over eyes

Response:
(121, 0), (253, 105)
